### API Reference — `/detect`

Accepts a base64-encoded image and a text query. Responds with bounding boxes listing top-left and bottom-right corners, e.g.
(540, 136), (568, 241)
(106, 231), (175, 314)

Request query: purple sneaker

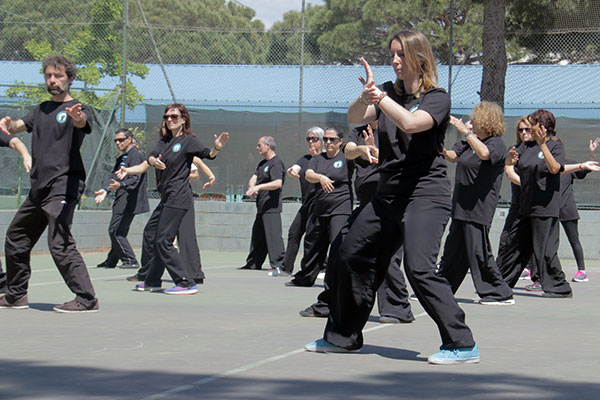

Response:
(164, 285), (198, 295)
(135, 283), (163, 292)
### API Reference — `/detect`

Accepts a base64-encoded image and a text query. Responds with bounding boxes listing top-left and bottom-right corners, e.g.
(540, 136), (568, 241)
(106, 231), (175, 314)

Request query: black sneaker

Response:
(97, 261), (116, 268)
(126, 274), (141, 282)
(53, 299), (99, 313)
(379, 315), (414, 324)
(542, 292), (573, 298)
(0, 294), (29, 309)
(299, 307), (329, 318)
(238, 265), (261, 270)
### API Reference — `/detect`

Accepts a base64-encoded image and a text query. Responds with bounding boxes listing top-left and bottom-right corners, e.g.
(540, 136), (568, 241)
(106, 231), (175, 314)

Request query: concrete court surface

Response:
(0, 250), (598, 400)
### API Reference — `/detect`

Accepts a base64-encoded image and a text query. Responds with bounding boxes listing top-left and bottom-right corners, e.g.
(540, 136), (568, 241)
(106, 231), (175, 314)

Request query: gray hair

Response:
(262, 136), (276, 150)
(306, 126), (325, 152)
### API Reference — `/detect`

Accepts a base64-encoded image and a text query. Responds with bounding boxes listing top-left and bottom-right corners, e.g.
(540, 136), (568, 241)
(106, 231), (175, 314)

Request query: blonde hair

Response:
(515, 116), (531, 146)
(471, 101), (505, 137)
(389, 30), (438, 98)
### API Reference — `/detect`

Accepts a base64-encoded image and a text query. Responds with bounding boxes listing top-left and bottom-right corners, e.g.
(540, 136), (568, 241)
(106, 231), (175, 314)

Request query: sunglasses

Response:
(306, 137), (321, 143)
(163, 114), (181, 121)
(114, 137), (129, 143)
(323, 137), (340, 143)
(518, 128), (531, 132)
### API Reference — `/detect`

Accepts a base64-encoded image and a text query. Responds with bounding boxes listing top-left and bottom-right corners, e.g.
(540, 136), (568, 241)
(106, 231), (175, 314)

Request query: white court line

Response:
(28, 264), (237, 286)
(141, 311), (428, 400)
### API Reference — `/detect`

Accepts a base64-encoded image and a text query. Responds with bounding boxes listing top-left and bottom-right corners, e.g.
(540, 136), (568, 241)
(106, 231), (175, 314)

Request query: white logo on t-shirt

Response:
(172, 143), (182, 153)
(537, 151), (544, 160)
(333, 160), (343, 168)
(264, 166), (269, 173)
(56, 111), (68, 124)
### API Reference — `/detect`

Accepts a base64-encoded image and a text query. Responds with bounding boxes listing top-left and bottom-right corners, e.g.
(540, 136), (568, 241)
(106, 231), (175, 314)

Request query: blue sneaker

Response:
(304, 338), (360, 353)
(135, 283), (162, 292)
(164, 285), (198, 295)
(427, 343), (480, 364)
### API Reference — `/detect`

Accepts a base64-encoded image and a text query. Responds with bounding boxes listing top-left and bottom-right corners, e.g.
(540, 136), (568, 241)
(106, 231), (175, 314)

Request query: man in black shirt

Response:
(0, 55), (99, 312)
(94, 128), (149, 269)
(240, 136), (286, 271)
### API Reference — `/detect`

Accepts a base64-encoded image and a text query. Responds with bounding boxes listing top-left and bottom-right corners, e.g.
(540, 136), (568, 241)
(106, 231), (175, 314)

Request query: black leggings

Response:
(560, 219), (585, 271)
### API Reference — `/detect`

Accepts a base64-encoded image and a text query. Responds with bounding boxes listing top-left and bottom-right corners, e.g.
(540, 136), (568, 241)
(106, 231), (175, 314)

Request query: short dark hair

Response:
(325, 126), (344, 139)
(528, 109), (556, 136)
(115, 128), (133, 138)
(42, 55), (77, 79)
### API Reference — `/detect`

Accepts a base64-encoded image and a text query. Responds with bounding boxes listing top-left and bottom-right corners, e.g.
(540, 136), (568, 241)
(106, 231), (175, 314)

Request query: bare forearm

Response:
(127, 160), (151, 175)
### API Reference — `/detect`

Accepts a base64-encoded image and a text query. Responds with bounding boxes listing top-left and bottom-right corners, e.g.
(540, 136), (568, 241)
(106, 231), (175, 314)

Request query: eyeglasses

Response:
(114, 137), (128, 143)
(323, 137), (340, 143)
(518, 128), (531, 133)
(306, 137), (321, 143)
(163, 114), (181, 121)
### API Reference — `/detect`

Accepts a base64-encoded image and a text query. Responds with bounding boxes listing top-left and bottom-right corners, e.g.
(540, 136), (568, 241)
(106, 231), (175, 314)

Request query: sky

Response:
(234, 0), (325, 29)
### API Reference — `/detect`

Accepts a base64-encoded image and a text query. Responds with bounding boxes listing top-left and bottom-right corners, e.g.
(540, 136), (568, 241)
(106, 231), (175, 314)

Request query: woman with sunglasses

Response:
(436, 101), (514, 305)
(305, 30), (478, 364)
(504, 109), (572, 298)
(497, 117), (535, 287)
(270, 127), (326, 278)
(284, 126), (353, 288)
(117, 103), (228, 294)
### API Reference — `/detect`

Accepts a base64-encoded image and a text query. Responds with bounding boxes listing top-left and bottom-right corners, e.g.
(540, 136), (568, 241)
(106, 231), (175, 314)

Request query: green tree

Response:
(126, 0), (268, 64)
(5, 0), (148, 111)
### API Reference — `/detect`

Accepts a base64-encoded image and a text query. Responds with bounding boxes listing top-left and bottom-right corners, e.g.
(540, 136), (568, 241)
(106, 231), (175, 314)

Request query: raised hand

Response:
(65, 103), (85, 123)
(214, 132), (229, 150)
(532, 123), (547, 145)
(362, 124), (375, 147)
(590, 137), (600, 153)
(116, 165), (128, 180)
(506, 146), (519, 166)
(0, 116), (12, 135)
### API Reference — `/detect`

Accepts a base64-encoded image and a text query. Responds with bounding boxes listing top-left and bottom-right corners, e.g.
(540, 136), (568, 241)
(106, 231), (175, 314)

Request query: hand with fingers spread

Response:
(65, 103), (85, 125)
(589, 137), (600, 159)
(214, 132), (229, 150)
(449, 116), (473, 137)
(288, 165), (301, 179)
(94, 189), (107, 204)
(357, 57), (386, 105)
(362, 124), (376, 146)
(581, 160), (600, 172)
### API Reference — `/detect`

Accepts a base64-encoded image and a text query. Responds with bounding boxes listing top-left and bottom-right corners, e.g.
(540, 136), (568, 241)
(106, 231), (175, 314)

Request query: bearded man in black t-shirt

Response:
(240, 136), (286, 271)
(0, 55), (99, 313)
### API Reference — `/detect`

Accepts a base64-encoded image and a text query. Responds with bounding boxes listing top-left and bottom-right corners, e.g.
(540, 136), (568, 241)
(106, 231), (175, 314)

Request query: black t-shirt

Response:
(451, 135), (506, 226)
(254, 155), (286, 214)
(375, 83), (451, 201)
(307, 151), (353, 217)
(559, 161), (588, 221)
(149, 134), (212, 210)
(22, 99), (93, 200)
(509, 182), (520, 210)
(105, 146), (149, 215)
(0, 131), (15, 147)
(346, 125), (380, 201)
(516, 139), (565, 217)
(295, 154), (318, 205)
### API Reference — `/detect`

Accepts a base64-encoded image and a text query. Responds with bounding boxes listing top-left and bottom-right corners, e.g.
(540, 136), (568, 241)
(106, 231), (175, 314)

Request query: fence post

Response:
(121, 0), (128, 126)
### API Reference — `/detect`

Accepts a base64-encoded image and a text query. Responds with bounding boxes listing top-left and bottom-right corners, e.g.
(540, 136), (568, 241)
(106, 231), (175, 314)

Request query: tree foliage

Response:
(2, 0), (148, 110)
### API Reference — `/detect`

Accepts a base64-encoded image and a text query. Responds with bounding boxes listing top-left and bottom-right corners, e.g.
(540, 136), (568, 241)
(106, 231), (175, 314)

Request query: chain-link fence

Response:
(0, 0), (599, 208)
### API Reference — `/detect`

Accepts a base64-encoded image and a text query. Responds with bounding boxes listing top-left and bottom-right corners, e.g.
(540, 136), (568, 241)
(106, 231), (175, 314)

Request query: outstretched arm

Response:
(0, 117), (26, 136)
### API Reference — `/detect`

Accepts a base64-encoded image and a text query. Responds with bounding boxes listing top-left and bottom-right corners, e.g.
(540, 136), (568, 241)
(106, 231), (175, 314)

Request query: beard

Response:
(47, 86), (66, 96)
